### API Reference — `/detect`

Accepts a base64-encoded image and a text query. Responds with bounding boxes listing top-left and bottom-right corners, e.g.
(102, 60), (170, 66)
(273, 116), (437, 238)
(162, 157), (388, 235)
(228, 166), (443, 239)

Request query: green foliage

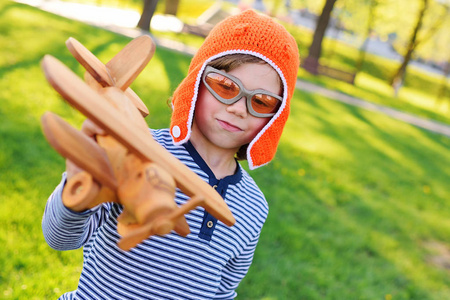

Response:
(1, 1), (449, 299)
(283, 26), (450, 125)
(381, 0), (450, 62)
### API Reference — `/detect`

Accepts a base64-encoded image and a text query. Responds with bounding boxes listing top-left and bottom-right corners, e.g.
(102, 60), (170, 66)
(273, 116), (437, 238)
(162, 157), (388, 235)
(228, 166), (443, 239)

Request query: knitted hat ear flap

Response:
(247, 34), (298, 169)
(247, 100), (290, 169)
(170, 65), (202, 144)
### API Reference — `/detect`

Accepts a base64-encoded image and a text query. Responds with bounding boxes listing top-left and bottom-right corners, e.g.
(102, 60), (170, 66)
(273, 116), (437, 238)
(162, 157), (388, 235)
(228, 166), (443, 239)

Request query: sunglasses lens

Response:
(251, 94), (281, 115)
(205, 73), (240, 100)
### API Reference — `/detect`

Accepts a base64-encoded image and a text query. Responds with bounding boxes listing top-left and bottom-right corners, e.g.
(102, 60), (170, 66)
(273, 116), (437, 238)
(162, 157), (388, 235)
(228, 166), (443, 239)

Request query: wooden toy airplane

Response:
(40, 36), (235, 251)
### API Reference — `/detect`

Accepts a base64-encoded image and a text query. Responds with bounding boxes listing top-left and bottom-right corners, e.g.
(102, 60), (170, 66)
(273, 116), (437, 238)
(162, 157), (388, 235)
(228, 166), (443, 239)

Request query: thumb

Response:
(80, 119), (106, 139)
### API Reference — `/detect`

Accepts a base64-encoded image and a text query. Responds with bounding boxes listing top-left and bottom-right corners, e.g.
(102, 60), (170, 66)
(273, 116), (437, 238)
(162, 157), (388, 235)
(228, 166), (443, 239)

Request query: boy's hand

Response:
(62, 119), (115, 212)
(65, 119), (106, 181)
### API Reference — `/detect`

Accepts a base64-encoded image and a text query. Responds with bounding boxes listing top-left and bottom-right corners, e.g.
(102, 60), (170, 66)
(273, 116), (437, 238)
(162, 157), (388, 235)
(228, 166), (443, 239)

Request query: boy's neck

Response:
(189, 127), (238, 180)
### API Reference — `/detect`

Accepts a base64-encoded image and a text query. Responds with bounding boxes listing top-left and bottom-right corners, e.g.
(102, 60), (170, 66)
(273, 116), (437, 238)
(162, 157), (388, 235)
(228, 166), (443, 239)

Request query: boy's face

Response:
(192, 63), (282, 153)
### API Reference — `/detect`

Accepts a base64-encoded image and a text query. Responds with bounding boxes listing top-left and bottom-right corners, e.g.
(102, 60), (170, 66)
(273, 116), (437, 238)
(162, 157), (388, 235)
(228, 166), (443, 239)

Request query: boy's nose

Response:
(226, 97), (248, 118)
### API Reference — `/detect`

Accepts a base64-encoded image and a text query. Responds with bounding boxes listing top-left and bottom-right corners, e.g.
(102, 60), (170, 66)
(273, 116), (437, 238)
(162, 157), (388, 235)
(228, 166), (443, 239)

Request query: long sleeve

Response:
(214, 234), (261, 299)
(42, 173), (111, 250)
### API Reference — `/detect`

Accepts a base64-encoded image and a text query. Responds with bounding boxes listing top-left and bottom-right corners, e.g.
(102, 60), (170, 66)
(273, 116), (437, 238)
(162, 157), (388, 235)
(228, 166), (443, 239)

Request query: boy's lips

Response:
(217, 119), (242, 132)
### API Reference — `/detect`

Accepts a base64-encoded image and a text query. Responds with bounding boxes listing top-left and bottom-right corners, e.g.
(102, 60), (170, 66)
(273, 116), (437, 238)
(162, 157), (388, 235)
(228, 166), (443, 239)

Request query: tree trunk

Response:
(355, 0), (377, 75)
(164, 0), (180, 16)
(303, 0), (338, 74)
(137, 0), (159, 31)
(390, 0), (428, 86)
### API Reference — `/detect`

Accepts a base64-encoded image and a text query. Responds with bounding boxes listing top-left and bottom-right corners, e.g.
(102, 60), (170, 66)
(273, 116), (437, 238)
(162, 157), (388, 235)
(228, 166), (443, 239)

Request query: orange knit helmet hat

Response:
(170, 9), (300, 169)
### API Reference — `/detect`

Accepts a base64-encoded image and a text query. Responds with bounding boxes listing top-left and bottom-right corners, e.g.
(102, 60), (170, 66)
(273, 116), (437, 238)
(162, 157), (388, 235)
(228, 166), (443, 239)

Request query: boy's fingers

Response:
(65, 159), (84, 181)
(81, 119), (106, 139)
(65, 119), (103, 180)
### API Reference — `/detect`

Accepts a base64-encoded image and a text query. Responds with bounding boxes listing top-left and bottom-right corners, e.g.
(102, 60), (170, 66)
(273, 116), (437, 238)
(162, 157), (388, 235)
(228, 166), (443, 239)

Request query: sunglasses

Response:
(202, 66), (282, 118)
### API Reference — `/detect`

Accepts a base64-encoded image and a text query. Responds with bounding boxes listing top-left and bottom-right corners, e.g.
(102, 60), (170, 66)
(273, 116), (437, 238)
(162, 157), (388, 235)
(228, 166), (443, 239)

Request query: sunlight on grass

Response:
(357, 72), (450, 119)
(285, 125), (352, 161)
(270, 87), (450, 298)
(400, 85), (450, 116)
(367, 230), (449, 296)
(0, 186), (84, 298)
(355, 72), (395, 99)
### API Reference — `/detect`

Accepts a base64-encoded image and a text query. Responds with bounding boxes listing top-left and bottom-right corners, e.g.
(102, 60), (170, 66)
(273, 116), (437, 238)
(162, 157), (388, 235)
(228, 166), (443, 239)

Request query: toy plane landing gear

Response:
(41, 36), (235, 251)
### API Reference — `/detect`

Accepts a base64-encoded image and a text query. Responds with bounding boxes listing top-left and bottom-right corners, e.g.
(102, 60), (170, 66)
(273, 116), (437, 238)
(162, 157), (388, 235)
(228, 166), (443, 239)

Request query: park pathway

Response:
(15, 0), (450, 138)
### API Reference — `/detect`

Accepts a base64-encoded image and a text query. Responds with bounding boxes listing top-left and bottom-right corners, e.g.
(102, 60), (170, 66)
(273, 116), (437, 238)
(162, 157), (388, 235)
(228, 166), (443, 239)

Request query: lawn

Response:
(1, 1), (449, 299)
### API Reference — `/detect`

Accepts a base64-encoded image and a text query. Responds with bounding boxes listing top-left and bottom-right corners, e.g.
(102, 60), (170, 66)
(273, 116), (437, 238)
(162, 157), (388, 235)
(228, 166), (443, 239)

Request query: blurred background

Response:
(1, 0), (449, 299)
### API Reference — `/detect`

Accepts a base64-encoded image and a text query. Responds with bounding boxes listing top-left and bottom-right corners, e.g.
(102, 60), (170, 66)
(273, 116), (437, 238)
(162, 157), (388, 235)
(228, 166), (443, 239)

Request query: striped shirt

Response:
(42, 128), (269, 299)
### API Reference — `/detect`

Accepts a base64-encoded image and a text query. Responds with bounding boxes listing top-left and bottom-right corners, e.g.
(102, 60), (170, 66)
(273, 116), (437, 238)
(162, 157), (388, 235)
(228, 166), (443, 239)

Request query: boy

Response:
(43, 9), (299, 299)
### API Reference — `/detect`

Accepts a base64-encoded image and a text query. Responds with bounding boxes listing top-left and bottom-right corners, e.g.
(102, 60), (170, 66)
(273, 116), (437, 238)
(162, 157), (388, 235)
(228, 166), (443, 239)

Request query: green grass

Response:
(241, 93), (450, 299)
(1, 1), (449, 299)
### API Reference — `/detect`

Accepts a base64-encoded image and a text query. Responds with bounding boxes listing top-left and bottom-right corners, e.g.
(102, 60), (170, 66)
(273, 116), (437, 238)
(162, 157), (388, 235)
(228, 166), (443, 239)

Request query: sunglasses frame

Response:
(201, 66), (282, 118)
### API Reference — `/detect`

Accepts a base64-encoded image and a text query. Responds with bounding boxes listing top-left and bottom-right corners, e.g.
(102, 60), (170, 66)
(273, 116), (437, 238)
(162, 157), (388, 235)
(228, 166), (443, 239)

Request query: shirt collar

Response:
(183, 140), (242, 185)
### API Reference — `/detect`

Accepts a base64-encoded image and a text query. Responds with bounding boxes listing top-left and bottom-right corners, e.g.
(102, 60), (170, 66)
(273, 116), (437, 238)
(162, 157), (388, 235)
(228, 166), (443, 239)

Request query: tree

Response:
(137, 0), (159, 31)
(389, 0), (448, 86)
(352, 0), (378, 76)
(389, 0), (429, 86)
(303, 0), (338, 74)
(343, 0), (381, 76)
(164, 0), (180, 16)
